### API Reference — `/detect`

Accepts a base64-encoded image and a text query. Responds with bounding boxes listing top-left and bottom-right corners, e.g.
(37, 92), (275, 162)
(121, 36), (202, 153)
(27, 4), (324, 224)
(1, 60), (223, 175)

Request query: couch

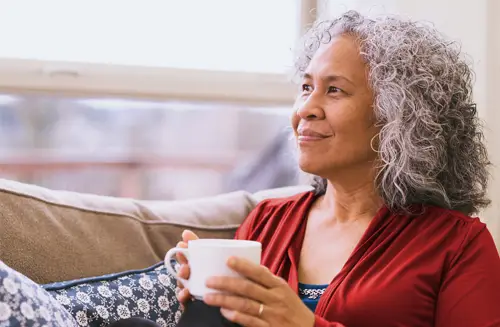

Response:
(0, 178), (312, 284)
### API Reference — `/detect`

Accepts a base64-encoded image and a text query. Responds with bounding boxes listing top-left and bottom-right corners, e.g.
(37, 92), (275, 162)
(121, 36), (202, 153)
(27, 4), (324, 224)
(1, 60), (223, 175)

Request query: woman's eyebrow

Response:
(302, 72), (354, 86)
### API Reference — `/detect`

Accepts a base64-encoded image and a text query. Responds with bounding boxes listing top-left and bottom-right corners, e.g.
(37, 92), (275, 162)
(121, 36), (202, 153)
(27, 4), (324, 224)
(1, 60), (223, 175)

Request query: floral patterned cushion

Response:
(43, 262), (181, 327)
(0, 260), (77, 326)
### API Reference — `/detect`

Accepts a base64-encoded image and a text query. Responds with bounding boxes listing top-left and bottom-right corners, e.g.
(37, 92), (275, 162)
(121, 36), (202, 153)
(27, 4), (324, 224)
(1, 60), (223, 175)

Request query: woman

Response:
(176, 11), (500, 327)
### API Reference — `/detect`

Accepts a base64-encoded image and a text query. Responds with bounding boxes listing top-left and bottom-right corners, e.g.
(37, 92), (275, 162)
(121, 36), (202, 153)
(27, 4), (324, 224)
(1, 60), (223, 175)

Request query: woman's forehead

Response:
(305, 35), (367, 84)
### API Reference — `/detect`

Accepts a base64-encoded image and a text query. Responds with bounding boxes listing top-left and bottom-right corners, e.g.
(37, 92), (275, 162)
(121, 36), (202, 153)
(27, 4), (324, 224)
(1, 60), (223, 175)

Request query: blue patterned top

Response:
(298, 283), (329, 312)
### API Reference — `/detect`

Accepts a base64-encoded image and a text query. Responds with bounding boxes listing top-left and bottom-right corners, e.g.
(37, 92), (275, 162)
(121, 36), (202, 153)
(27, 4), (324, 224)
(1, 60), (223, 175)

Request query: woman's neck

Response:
(317, 179), (382, 224)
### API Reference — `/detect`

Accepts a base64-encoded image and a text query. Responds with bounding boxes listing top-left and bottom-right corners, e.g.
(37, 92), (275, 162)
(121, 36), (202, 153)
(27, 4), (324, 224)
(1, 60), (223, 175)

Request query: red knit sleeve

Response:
(435, 222), (500, 327)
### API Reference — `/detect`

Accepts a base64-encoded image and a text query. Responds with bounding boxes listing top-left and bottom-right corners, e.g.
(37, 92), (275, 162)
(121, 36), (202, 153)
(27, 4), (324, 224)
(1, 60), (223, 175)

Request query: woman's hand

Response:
(175, 230), (199, 305)
(203, 257), (316, 327)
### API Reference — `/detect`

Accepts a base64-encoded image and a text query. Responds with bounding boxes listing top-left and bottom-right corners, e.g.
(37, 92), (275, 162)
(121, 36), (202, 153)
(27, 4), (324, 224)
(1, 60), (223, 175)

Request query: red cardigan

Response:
(235, 192), (500, 327)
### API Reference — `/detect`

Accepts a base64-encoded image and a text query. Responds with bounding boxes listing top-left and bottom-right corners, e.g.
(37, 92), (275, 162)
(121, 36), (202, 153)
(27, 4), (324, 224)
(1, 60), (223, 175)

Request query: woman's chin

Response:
(298, 158), (327, 176)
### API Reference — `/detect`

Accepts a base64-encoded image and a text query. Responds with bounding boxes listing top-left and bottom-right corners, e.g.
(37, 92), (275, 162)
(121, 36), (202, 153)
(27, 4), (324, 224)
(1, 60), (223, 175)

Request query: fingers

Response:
(204, 293), (261, 316)
(176, 241), (189, 264)
(176, 230), (199, 264)
(220, 308), (268, 327)
(182, 229), (199, 242)
(205, 276), (270, 303)
(178, 264), (190, 280)
(176, 264), (190, 291)
(176, 288), (192, 305)
(176, 264), (192, 304)
(174, 229), (198, 305)
(227, 257), (284, 289)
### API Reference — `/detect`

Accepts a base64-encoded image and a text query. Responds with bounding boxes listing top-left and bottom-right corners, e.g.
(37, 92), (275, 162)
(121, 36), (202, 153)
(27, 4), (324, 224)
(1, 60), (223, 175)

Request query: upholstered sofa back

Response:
(0, 179), (311, 284)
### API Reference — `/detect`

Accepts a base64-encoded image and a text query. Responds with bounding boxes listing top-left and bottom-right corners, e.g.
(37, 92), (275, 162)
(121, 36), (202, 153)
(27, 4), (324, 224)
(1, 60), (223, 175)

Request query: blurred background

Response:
(0, 0), (498, 238)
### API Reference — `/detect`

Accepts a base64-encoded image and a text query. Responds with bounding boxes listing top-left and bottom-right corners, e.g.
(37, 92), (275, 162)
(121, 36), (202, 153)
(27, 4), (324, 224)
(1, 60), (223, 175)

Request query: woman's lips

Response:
(298, 135), (328, 142)
(297, 128), (332, 143)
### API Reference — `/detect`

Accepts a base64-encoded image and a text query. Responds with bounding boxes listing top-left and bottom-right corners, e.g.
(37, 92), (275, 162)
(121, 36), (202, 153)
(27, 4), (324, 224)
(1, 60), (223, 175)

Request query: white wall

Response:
(486, 0), (500, 246)
(320, 0), (500, 245)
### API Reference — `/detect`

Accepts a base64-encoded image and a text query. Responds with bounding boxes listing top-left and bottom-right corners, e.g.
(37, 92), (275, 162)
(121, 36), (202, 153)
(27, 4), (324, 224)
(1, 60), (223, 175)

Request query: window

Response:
(0, 93), (299, 200)
(0, 0), (299, 74)
(0, 1), (316, 200)
(0, 0), (315, 103)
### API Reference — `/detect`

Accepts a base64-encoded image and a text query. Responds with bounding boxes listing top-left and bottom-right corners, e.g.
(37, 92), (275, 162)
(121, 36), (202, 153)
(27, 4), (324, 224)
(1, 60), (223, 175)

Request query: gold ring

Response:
(258, 303), (264, 317)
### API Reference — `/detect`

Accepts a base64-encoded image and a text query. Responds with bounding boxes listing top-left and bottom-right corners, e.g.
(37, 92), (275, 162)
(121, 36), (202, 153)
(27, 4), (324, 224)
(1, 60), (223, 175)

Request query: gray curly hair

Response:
(295, 10), (490, 215)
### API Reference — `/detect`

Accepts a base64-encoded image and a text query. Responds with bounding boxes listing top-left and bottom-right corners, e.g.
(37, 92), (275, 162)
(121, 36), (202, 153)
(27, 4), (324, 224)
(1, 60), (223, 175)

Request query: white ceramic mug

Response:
(164, 239), (262, 299)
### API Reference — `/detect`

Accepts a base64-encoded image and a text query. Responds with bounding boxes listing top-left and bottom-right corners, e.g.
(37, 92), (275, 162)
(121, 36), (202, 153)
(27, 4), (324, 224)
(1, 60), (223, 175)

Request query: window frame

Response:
(0, 0), (317, 105)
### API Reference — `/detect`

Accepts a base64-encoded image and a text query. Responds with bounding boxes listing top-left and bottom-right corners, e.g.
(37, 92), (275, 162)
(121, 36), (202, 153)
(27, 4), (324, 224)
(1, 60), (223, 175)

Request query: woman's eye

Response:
(328, 86), (342, 93)
(302, 84), (312, 92)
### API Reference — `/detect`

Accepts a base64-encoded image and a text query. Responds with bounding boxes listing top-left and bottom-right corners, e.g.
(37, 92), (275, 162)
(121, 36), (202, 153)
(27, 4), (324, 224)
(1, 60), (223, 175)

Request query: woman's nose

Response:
(296, 96), (325, 120)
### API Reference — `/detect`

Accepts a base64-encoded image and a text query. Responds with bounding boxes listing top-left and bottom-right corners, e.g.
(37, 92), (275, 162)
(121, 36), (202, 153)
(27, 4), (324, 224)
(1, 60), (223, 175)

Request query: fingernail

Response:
(227, 257), (236, 267)
(205, 277), (216, 287)
(220, 308), (234, 318)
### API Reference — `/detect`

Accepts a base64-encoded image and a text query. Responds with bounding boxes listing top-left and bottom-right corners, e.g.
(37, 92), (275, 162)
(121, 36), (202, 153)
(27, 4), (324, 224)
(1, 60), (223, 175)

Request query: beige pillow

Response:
(0, 179), (256, 284)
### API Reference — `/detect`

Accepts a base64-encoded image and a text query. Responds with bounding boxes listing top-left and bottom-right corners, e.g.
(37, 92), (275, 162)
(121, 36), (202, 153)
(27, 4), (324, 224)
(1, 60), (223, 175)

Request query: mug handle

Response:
(164, 247), (190, 289)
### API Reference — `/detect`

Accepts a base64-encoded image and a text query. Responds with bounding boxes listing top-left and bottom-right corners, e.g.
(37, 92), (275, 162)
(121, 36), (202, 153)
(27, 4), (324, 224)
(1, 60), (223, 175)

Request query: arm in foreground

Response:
(435, 225), (500, 327)
(204, 257), (350, 327)
(232, 199), (348, 327)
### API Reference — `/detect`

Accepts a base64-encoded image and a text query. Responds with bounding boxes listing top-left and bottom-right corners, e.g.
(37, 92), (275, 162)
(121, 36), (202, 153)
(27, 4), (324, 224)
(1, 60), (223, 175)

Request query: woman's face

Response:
(291, 34), (380, 179)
